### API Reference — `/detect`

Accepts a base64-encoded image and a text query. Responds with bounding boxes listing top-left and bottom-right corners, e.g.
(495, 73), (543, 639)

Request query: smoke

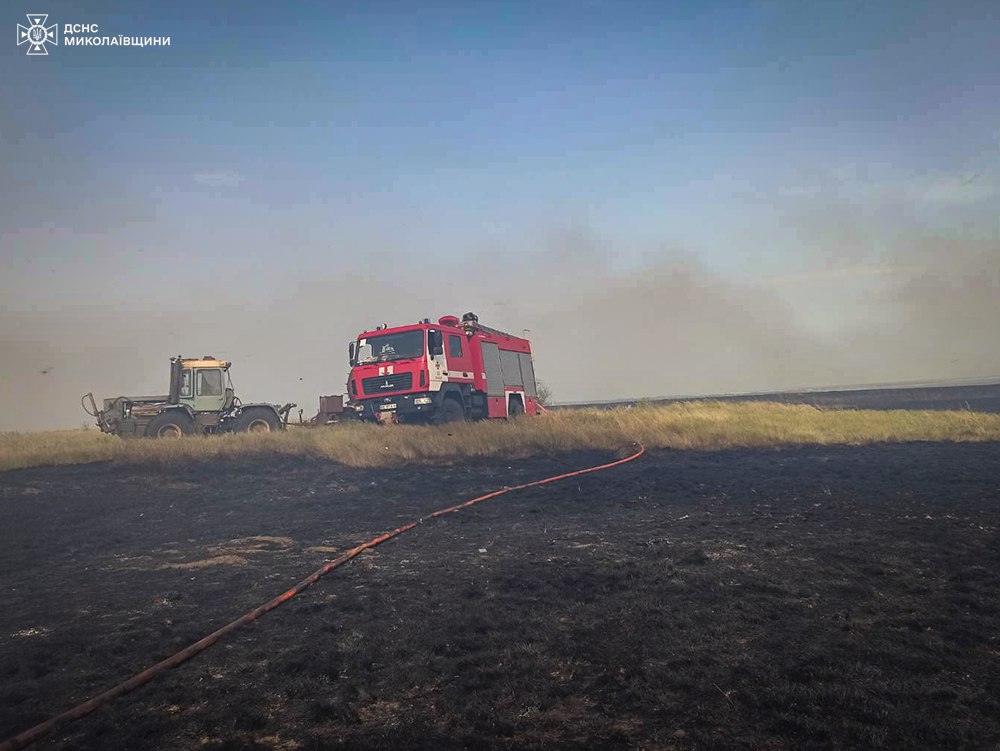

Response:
(2, 209), (999, 430)
(846, 233), (1000, 381)
(530, 256), (829, 400)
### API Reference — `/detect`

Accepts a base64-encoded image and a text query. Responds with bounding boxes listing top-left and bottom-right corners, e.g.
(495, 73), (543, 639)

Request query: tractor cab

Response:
(170, 356), (234, 413)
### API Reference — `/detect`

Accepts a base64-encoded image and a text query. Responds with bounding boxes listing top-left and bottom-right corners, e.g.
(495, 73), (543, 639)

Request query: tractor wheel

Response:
(508, 396), (525, 419)
(234, 407), (281, 434)
(146, 411), (194, 439)
(434, 397), (466, 425)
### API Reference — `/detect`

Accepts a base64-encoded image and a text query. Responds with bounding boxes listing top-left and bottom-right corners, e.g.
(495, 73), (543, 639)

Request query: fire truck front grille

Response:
(362, 372), (413, 395)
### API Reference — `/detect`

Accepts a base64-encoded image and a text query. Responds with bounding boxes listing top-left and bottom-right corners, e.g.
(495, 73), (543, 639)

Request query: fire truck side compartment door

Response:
(518, 353), (538, 398)
(499, 349), (524, 388)
(481, 342), (505, 397)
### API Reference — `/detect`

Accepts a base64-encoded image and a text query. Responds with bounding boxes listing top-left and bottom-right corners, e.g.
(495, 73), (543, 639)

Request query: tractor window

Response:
(448, 335), (464, 358)
(196, 369), (223, 396)
(180, 369), (193, 398)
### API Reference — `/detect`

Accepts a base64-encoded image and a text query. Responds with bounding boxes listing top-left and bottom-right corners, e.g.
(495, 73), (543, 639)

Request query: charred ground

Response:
(1, 441), (999, 750)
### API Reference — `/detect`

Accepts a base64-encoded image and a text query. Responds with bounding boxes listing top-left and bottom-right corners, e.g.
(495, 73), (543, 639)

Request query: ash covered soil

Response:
(2, 442), (1000, 750)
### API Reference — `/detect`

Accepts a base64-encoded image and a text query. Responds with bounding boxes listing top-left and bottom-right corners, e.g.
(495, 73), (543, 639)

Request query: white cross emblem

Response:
(17, 14), (58, 56)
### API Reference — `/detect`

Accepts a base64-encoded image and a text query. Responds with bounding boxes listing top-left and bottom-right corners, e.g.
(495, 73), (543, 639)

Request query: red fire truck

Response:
(348, 312), (539, 423)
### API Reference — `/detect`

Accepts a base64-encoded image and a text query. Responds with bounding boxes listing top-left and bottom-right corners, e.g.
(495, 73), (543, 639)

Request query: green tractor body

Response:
(83, 356), (294, 438)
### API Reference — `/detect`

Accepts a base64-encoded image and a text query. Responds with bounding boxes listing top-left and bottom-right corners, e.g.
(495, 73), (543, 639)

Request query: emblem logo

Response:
(17, 13), (57, 55)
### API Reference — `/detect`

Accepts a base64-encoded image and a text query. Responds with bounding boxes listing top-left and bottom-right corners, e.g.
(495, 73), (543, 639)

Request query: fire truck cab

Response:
(348, 312), (539, 424)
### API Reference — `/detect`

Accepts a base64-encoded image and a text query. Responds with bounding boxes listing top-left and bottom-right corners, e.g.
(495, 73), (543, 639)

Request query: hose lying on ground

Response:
(0, 444), (645, 751)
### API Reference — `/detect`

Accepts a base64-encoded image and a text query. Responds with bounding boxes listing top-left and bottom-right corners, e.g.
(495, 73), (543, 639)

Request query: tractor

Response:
(82, 356), (294, 438)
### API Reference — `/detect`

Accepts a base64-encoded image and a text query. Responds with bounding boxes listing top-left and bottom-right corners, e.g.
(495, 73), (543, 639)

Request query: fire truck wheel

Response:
(146, 411), (194, 439)
(435, 397), (466, 424)
(508, 397), (525, 419)
(234, 407), (281, 433)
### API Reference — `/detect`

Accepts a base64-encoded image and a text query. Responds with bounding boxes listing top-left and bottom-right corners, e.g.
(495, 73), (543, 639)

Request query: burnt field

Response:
(2, 441), (1000, 750)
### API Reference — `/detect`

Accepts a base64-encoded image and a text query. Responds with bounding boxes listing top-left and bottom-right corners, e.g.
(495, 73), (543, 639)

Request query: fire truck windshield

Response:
(356, 330), (425, 364)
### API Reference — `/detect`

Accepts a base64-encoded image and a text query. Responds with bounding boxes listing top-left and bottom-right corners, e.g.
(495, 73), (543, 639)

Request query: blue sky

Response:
(5, 1), (997, 259)
(2, 0), (999, 428)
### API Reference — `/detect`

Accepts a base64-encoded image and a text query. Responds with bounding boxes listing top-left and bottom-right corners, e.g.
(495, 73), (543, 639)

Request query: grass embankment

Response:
(3, 401), (1000, 473)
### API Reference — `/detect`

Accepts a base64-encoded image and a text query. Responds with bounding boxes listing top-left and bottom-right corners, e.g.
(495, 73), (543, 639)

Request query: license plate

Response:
(379, 403), (397, 411)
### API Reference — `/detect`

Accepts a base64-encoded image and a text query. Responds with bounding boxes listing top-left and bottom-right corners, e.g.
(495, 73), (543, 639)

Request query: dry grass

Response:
(157, 555), (249, 570)
(3, 402), (1000, 473)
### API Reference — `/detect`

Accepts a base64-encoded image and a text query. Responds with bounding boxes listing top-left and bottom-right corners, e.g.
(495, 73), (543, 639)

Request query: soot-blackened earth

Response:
(1, 442), (999, 750)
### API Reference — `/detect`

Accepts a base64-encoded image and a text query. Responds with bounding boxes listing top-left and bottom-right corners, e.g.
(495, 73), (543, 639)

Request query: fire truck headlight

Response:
(414, 397), (433, 405)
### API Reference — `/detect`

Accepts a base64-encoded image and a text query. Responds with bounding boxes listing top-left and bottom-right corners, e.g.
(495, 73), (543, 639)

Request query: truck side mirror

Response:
(348, 341), (356, 366)
(428, 330), (443, 357)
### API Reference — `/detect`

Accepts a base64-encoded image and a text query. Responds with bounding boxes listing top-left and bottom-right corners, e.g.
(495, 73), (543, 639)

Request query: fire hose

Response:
(0, 444), (645, 751)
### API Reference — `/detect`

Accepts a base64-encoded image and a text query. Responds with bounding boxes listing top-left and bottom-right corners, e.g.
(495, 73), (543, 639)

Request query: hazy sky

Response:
(2, 0), (999, 430)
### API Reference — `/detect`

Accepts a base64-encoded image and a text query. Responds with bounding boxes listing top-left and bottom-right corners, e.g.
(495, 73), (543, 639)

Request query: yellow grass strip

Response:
(3, 402), (1000, 473)
(157, 555), (248, 570)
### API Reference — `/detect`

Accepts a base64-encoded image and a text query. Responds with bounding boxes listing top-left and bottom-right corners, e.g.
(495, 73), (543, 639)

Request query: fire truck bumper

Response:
(356, 393), (438, 423)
